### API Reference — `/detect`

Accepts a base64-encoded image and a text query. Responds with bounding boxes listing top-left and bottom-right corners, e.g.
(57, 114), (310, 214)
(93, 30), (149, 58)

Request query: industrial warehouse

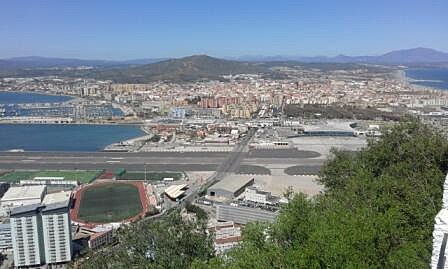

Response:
(208, 176), (254, 199)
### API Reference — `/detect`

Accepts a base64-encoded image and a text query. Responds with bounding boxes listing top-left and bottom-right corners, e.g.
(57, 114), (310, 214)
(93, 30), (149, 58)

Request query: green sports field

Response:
(77, 183), (143, 223)
(0, 170), (101, 184)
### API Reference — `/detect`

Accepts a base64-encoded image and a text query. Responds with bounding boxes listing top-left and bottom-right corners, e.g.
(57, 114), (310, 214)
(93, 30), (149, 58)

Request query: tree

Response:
(204, 121), (448, 268)
(150, 134), (161, 143)
(79, 209), (214, 269)
(79, 121), (448, 269)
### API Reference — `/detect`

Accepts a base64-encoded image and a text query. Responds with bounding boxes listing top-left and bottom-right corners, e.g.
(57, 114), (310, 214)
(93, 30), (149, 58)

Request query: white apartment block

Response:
(41, 205), (72, 264)
(42, 191), (72, 264)
(10, 204), (45, 267)
(0, 223), (12, 252)
(9, 191), (72, 267)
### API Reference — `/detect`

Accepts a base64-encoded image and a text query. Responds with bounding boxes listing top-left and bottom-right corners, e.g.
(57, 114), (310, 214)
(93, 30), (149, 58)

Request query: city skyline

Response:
(1, 0), (447, 60)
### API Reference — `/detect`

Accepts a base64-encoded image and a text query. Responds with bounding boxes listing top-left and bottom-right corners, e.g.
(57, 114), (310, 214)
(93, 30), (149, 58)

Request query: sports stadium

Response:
(70, 181), (150, 227)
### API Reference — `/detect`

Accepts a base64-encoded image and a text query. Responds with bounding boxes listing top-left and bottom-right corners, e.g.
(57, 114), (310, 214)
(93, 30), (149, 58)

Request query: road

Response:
(183, 128), (257, 203)
(222, 129), (257, 174)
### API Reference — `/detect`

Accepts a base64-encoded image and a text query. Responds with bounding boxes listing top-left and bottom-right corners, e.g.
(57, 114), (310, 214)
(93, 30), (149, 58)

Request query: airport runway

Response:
(0, 151), (227, 171)
(0, 148), (325, 172)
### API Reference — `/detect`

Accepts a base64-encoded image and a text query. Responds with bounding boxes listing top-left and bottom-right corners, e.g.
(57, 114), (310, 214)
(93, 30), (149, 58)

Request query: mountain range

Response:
(1, 48), (447, 71)
(95, 55), (264, 83)
(237, 48), (448, 64)
(0, 48), (447, 82)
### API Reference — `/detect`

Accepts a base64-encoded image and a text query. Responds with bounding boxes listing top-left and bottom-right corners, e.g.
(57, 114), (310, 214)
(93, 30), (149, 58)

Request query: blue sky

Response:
(1, 0), (447, 60)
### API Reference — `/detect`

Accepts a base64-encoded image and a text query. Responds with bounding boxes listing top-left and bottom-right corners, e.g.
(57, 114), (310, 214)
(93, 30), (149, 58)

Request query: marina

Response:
(0, 91), (125, 121)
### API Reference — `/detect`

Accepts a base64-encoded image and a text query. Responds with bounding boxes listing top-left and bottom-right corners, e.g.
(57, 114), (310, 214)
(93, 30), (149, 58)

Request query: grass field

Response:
(118, 171), (184, 181)
(77, 183), (143, 223)
(0, 170), (102, 184)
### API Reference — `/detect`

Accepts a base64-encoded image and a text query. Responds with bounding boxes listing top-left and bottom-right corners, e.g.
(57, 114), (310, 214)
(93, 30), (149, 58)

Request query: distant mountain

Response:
(118, 58), (169, 66)
(1, 48), (447, 82)
(0, 56), (114, 69)
(373, 48), (448, 63)
(95, 55), (266, 83)
(0, 56), (167, 70)
(2, 47), (446, 72)
(238, 48), (448, 65)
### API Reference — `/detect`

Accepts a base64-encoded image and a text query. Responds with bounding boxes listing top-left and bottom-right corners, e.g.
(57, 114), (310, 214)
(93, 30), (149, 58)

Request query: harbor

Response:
(0, 90), (137, 125)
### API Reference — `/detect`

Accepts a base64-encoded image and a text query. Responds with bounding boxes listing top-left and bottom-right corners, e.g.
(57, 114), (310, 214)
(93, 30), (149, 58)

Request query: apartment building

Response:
(41, 192), (72, 264)
(10, 204), (46, 267)
(9, 191), (72, 267)
(0, 223), (12, 252)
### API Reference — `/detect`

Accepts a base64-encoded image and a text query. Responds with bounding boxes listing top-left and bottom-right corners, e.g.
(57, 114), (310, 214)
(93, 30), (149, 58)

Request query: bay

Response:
(405, 68), (448, 90)
(0, 124), (144, 152)
(0, 91), (136, 152)
(0, 91), (73, 104)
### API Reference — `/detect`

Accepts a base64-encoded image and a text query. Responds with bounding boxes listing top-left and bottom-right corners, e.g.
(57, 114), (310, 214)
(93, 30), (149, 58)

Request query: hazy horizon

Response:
(1, 47), (448, 62)
(1, 0), (447, 60)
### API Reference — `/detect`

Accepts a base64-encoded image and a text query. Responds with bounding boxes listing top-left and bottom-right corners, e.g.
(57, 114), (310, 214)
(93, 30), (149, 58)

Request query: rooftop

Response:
(209, 175), (254, 193)
(301, 120), (355, 133)
(246, 186), (271, 196)
(10, 203), (43, 216)
(42, 191), (72, 212)
(74, 226), (112, 240)
(42, 191), (71, 205)
(164, 184), (188, 199)
(1, 185), (46, 201)
(42, 201), (70, 213)
(33, 176), (65, 180)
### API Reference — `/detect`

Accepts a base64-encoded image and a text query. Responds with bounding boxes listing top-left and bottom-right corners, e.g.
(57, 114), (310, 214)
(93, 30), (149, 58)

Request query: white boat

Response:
(7, 149), (25, 152)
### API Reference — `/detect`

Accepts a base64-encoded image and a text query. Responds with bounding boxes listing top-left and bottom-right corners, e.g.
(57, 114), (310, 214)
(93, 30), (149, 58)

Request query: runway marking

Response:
(110, 157), (124, 160)
(106, 160), (121, 163)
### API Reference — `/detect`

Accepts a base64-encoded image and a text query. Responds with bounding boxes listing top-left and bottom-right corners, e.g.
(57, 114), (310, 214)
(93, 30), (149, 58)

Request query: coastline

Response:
(0, 89), (76, 102)
(403, 68), (448, 93)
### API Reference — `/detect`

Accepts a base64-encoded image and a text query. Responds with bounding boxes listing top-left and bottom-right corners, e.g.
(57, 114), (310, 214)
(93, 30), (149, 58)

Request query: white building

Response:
(41, 192), (72, 264)
(244, 187), (271, 204)
(20, 176), (79, 187)
(0, 223), (12, 252)
(10, 204), (46, 267)
(9, 191), (72, 267)
(208, 221), (242, 254)
(74, 226), (114, 250)
(164, 184), (188, 201)
(0, 185), (46, 216)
